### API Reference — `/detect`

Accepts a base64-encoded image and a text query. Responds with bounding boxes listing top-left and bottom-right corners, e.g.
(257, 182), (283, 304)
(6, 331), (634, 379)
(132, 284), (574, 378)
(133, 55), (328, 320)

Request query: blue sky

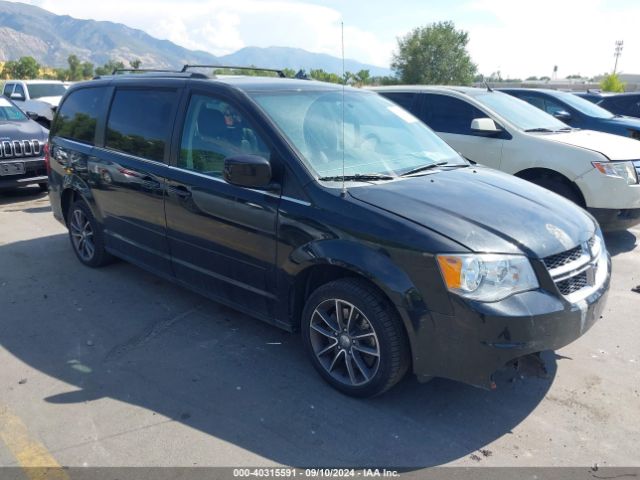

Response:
(15, 0), (640, 78)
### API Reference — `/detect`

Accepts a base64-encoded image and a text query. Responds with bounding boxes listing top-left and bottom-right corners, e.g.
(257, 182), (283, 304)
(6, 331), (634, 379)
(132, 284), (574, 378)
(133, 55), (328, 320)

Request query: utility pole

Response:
(613, 40), (624, 74)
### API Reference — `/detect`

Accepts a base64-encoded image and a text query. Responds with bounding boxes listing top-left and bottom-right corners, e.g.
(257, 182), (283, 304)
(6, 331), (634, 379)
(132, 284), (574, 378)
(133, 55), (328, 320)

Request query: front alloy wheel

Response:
(302, 278), (410, 397)
(309, 299), (381, 386)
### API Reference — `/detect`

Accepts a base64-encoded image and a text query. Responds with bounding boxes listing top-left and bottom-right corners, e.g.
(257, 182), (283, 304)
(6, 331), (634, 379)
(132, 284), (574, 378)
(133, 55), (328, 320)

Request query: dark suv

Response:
(47, 71), (610, 397)
(0, 97), (48, 191)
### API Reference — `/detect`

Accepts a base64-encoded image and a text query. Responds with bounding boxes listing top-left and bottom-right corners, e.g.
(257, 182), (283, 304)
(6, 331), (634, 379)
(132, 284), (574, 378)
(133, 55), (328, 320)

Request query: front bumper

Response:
(409, 257), (611, 388)
(0, 158), (47, 190)
(589, 207), (640, 231)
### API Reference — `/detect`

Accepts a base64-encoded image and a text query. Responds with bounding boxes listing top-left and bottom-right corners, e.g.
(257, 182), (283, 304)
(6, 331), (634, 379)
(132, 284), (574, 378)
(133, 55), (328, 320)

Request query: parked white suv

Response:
(373, 86), (640, 230)
(2, 80), (67, 129)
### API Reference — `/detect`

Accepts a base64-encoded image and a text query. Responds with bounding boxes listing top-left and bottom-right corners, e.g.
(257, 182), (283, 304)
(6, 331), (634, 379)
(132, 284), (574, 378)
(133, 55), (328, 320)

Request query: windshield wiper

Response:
(400, 161), (450, 176)
(317, 173), (395, 182)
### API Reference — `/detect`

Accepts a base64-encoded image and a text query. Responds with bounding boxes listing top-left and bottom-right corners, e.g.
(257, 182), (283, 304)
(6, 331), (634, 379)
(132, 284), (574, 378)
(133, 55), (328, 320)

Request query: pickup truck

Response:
(2, 80), (67, 129)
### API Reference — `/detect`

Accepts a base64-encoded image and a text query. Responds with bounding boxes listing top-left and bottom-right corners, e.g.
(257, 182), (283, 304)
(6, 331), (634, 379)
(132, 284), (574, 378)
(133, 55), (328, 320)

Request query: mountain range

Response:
(0, 1), (391, 76)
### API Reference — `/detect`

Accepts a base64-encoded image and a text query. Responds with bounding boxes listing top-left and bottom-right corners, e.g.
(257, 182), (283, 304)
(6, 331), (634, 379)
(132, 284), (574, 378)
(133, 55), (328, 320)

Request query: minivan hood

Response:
(541, 129), (640, 160)
(349, 167), (595, 258)
(0, 120), (47, 140)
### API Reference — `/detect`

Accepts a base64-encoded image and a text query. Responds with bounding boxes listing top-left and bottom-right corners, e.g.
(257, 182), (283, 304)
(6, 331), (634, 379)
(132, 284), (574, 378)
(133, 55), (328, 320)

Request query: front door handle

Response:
(168, 184), (192, 199)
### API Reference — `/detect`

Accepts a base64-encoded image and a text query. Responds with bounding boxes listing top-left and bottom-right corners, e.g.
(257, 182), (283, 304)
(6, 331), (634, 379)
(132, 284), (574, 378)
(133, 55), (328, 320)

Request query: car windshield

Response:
(250, 89), (464, 179)
(551, 91), (615, 119)
(475, 91), (568, 131)
(26, 83), (66, 99)
(0, 98), (27, 121)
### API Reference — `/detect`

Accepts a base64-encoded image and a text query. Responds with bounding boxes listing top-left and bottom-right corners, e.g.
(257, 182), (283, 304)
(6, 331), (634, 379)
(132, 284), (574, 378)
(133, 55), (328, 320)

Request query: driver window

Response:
(179, 94), (269, 177)
(543, 99), (566, 116)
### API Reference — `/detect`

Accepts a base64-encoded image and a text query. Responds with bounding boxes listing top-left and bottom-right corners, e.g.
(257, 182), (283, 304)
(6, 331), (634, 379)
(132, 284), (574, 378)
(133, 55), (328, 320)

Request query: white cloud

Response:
(13, 0), (392, 67)
(463, 0), (640, 78)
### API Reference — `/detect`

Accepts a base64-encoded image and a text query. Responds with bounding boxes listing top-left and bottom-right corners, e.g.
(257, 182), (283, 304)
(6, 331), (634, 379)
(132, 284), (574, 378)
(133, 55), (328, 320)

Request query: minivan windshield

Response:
(0, 98), (27, 121)
(26, 83), (66, 99)
(550, 91), (616, 119)
(475, 91), (569, 132)
(251, 89), (465, 179)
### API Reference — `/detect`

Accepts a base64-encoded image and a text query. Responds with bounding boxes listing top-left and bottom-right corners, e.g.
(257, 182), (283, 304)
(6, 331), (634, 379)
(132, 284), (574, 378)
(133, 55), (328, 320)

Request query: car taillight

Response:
(44, 142), (50, 175)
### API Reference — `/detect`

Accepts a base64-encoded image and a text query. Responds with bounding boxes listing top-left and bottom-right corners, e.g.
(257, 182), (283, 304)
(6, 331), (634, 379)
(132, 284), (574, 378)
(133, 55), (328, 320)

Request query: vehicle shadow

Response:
(0, 185), (48, 206)
(604, 229), (637, 256)
(0, 233), (557, 468)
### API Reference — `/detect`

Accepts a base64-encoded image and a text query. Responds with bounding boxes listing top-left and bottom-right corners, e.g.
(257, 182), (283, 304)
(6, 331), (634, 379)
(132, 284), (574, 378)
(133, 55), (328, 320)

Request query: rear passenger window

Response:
(51, 87), (107, 144)
(2, 84), (13, 97)
(381, 92), (416, 112)
(106, 89), (177, 162)
(419, 94), (487, 135)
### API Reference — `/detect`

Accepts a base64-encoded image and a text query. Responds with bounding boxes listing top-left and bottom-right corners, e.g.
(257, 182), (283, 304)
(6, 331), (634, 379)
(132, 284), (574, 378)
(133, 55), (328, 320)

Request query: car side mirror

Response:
(470, 118), (503, 135)
(223, 154), (272, 188)
(10, 92), (25, 101)
(26, 111), (39, 120)
(553, 110), (572, 121)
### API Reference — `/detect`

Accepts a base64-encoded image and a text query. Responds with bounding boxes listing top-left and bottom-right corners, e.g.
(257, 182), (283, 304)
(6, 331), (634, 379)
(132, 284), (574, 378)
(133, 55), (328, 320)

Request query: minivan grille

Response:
(0, 140), (43, 160)
(556, 271), (588, 295)
(543, 245), (582, 270)
(543, 236), (599, 298)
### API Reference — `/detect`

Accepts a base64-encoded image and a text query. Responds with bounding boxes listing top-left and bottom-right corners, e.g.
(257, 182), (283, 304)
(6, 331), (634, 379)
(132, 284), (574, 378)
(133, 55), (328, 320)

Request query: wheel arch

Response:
(514, 167), (586, 207)
(286, 240), (425, 369)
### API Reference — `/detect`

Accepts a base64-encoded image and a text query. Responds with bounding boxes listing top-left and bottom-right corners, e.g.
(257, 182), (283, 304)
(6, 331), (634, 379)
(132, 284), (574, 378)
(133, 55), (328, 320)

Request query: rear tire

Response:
(67, 200), (112, 268)
(302, 278), (410, 397)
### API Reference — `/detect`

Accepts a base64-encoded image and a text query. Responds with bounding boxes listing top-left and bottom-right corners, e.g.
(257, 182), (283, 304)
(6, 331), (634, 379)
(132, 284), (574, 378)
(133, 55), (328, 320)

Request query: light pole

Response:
(613, 40), (624, 74)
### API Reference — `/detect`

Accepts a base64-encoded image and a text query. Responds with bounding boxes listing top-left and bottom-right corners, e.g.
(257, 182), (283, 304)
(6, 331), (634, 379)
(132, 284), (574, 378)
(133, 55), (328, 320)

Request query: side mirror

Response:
(26, 111), (39, 121)
(553, 110), (572, 121)
(10, 92), (25, 101)
(470, 118), (502, 135)
(223, 154), (272, 188)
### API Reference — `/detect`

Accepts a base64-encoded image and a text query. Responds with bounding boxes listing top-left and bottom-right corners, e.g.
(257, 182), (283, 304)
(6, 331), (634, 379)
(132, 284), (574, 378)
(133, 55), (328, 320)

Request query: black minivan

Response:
(47, 71), (610, 397)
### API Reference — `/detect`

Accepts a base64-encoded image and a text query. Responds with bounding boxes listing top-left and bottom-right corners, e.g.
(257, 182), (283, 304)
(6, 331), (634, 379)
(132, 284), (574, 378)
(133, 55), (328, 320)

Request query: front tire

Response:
(530, 177), (582, 206)
(302, 278), (410, 397)
(67, 200), (112, 268)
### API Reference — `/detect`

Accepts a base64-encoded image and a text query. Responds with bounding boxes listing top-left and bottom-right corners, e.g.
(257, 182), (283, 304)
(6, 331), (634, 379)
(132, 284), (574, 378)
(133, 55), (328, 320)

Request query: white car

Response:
(2, 80), (67, 128)
(373, 86), (640, 231)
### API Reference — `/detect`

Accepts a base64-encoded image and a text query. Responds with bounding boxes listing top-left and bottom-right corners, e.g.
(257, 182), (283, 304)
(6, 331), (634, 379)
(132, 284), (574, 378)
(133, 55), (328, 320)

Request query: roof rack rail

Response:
(112, 68), (179, 75)
(181, 65), (286, 78)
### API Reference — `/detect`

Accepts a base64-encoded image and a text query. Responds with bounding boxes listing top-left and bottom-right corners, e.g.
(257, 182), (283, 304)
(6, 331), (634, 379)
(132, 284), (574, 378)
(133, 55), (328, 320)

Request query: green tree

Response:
(600, 73), (625, 92)
(67, 55), (82, 81)
(95, 60), (126, 76)
(525, 76), (538, 81)
(355, 69), (371, 85)
(391, 21), (477, 85)
(130, 59), (142, 70)
(81, 62), (94, 79)
(309, 68), (341, 84)
(2, 57), (41, 79)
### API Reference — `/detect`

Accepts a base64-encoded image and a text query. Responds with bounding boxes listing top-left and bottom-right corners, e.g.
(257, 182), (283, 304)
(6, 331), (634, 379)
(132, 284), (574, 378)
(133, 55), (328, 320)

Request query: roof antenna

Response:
(340, 20), (347, 198)
(484, 80), (493, 92)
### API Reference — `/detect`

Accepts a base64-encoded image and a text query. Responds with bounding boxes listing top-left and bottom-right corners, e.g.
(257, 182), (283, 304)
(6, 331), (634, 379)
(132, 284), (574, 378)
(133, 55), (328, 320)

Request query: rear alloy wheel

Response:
(302, 278), (409, 397)
(67, 200), (112, 268)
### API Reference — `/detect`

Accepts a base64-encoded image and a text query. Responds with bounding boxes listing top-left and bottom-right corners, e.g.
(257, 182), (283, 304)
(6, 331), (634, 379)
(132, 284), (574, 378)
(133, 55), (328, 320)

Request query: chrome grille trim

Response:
(1, 141), (12, 157)
(543, 236), (604, 300)
(0, 140), (43, 160)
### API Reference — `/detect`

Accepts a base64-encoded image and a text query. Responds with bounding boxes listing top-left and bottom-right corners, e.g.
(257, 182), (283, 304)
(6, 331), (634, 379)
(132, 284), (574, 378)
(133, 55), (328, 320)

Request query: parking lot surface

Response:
(0, 187), (639, 469)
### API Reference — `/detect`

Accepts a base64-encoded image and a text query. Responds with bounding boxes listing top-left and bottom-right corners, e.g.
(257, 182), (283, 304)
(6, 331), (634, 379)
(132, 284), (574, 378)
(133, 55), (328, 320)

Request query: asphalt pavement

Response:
(0, 186), (638, 469)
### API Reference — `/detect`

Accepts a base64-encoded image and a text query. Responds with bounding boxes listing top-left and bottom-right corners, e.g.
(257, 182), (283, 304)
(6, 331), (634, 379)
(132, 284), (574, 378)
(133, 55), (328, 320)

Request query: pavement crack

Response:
(104, 304), (202, 363)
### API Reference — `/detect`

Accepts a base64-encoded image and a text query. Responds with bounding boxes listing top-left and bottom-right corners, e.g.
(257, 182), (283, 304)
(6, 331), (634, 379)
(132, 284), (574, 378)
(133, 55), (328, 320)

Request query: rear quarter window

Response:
(105, 89), (177, 162)
(51, 87), (108, 144)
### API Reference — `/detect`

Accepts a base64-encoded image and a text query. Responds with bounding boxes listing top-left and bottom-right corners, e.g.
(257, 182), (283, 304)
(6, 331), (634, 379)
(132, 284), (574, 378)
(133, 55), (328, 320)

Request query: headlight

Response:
(592, 161), (638, 185)
(437, 254), (539, 302)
